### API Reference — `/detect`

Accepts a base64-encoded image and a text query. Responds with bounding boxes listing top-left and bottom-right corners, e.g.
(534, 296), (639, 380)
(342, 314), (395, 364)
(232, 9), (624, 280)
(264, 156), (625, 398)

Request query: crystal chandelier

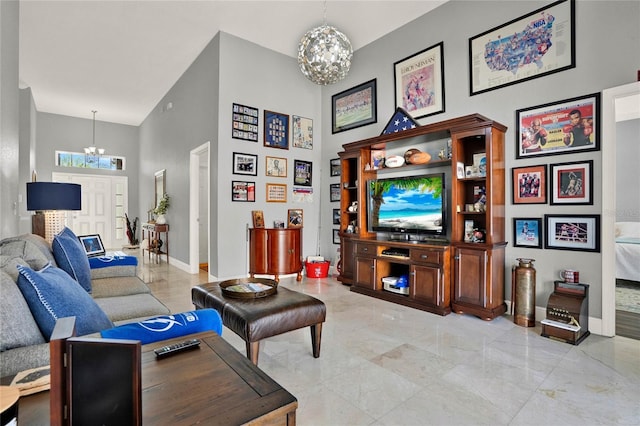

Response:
(297, 2), (352, 85)
(84, 110), (105, 157)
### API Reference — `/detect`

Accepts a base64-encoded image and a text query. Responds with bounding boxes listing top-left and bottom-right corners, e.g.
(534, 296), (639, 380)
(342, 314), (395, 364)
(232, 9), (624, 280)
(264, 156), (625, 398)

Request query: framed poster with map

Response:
(469, 0), (575, 96)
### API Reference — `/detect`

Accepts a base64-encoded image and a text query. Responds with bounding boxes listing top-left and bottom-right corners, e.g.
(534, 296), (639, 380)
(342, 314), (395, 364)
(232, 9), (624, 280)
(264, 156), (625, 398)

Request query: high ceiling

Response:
(19, 1), (447, 126)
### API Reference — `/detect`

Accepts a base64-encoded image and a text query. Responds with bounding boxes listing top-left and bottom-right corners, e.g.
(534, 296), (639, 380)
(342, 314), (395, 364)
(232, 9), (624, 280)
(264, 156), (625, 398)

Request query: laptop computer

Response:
(78, 234), (106, 257)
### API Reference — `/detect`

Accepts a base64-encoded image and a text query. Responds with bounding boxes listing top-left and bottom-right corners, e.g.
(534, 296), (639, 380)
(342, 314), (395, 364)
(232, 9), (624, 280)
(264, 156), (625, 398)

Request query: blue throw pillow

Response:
(16, 263), (113, 340)
(100, 309), (222, 344)
(52, 227), (92, 293)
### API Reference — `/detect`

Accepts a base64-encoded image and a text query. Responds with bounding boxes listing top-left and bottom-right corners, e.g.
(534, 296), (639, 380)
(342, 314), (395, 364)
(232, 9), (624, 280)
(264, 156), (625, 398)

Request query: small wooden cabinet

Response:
(249, 228), (302, 282)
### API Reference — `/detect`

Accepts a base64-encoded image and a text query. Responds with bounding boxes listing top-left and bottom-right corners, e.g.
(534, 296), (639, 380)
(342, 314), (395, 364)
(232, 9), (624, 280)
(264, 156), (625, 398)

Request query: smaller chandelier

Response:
(84, 110), (105, 157)
(298, 24), (353, 85)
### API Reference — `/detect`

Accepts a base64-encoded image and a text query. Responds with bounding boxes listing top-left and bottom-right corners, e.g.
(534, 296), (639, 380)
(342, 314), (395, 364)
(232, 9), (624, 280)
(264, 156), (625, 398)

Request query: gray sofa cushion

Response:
(0, 343), (49, 379)
(1, 269), (46, 351)
(91, 276), (151, 298)
(95, 293), (170, 322)
(0, 234), (55, 270)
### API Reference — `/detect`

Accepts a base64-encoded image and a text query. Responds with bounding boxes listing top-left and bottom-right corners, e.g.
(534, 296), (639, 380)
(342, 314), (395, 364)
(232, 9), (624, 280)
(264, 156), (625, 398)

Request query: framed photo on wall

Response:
(333, 229), (340, 244)
(332, 208), (341, 225)
(293, 160), (312, 187)
(292, 115), (313, 149)
(231, 181), (255, 202)
(469, 0), (575, 96)
(330, 158), (341, 177)
(266, 183), (287, 202)
(265, 156), (287, 177)
(287, 209), (303, 228)
(332, 79), (377, 134)
(512, 164), (547, 204)
(550, 160), (593, 205)
(393, 42), (445, 119)
(264, 110), (289, 149)
(232, 152), (257, 176)
(232, 103), (259, 142)
(544, 214), (600, 252)
(513, 218), (542, 248)
(516, 93), (600, 158)
(329, 183), (340, 202)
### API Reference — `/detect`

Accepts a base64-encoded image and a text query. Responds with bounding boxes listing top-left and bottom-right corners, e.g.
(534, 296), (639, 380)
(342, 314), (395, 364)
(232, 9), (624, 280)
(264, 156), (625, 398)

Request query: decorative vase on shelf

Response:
(155, 214), (166, 225)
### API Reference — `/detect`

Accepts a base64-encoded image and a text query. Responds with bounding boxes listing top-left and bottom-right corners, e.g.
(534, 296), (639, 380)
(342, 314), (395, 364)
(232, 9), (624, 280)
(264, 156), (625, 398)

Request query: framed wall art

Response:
(332, 79), (377, 134)
(330, 158), (341, 177)
(516, 93), (600, 158)
(332, 208), (340, 225)
(550, 160), (593, 205)
(469, 0), (575, 96)
(329, 183), (341, 202)
(293, 160), (312, 187)
(232, 103), (259, 142)
(251, 210), (265, 228)
(231, 181), (255, 202)
(265, 156), (287, 177)
(513, 218), (542, 248)
(266, 183), (287, 202)
(394, 42), (445, 119)
(333, 229), (341, 244)
(292, 115), (313, 149)
(232, 152), (257, 176)
(264, 110), (289, 149)
(512, 164), (546, 204)
(287, 209), (303, 228)
(544, 214), (600, 252)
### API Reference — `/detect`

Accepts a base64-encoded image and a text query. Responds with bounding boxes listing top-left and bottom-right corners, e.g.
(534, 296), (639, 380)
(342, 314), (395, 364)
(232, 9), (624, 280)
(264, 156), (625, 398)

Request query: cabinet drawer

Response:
(410, 249), (442, 265)
(355, 243), (376, 257)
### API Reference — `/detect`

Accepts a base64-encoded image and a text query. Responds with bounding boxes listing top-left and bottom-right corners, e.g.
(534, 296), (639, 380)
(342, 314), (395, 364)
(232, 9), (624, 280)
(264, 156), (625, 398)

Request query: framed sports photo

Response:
(251, 210), (265, 228)
(232, 152), (257, 176)
(544, 214), (600, 252)
(332, 208), (341, 225)
(264, 110), (289, 149)
(394, 42), (445, 119)
(293, 160), (312, 187)
(266, 183), (287, 202)
(550, 160), (593, 205)
(516, 93), (600, 158)
(512, 165), (547, 204)
(292, 115), (313, 149)
(232, 103), (259, 142)
(330, 158), (341, 177)
(287, 209), (303, 228)
(265, 156), (287, 177)
(329, 183), (340, 202)
(231, 181), (255, 202)
(78, 234), (105, 257)
(333, 229), (341, 244)
(513, 218), (542, 249)
(332, 79), (377, 134)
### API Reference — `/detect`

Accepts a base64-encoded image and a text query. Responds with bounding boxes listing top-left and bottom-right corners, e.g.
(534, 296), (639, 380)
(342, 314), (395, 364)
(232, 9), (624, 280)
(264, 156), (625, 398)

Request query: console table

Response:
(10, 331), (298, 425)
(142, 223), (169, 264)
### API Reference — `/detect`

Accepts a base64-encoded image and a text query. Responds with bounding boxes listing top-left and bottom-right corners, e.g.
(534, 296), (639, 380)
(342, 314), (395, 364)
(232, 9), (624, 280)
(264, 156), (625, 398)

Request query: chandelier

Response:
(297, 2), (352, 85)
(84, 110), (105, 157)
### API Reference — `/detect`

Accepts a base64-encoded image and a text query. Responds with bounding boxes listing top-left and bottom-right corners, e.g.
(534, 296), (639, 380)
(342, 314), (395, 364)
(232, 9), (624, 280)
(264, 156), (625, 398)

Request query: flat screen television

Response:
(367, 173), (446, 237)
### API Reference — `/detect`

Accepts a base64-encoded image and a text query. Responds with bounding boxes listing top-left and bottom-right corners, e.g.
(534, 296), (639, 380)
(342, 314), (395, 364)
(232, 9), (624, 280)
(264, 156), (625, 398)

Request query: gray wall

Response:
(616, 119), (640, 222)
(319, 0), (640, 318)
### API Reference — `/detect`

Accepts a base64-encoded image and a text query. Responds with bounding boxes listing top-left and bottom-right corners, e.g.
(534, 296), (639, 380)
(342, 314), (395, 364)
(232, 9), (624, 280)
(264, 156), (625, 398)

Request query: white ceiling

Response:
(19, 0), (447, 126)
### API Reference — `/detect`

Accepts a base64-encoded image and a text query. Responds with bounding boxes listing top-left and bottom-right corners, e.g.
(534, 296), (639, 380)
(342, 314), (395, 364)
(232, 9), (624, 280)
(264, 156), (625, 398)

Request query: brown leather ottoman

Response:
(192, 282), (326, 365)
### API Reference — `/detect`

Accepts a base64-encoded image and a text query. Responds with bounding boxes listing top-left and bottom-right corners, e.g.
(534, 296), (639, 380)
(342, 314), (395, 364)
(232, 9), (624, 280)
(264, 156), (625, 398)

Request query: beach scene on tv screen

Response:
(372, 183), (443, 231)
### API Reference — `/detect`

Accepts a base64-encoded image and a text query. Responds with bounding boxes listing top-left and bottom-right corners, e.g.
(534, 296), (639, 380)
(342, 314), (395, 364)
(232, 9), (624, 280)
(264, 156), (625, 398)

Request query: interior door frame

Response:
(189, 142), (210, 275)
(601, 81), (640, 337)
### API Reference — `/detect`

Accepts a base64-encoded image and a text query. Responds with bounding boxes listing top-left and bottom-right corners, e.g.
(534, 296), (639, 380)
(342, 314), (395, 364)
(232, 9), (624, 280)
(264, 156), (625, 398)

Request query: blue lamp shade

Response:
(27, 182), (82, 211)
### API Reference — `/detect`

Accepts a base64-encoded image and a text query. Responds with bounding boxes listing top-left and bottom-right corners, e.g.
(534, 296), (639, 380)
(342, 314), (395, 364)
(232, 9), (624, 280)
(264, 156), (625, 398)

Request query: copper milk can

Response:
(511, 258), (536, 327)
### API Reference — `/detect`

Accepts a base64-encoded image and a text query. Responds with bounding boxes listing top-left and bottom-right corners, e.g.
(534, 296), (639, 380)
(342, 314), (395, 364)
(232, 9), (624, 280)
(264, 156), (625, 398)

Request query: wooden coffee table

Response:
(11, 331), (297, 425)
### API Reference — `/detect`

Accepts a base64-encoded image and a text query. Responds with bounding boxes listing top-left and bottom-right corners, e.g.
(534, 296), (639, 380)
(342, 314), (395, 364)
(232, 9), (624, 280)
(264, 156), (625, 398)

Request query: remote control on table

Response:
(154, 338), (201, 359)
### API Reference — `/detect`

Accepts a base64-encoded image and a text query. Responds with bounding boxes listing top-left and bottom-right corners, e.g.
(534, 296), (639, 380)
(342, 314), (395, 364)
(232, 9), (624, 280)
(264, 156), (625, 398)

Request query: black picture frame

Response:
(513, 218), (542, 248)
(329, 183), (340, 202)
(516, 93), (600, 159)
(293, 160), (312, 187)
(330, 158), (341, 177)
(544, 214), (600, 252)
(232, 152), (257, 176)
(333, 229), (341, 244)
(332, 208), (340, 225)
(550, 160), (593, 205)
(231, 181), (255, 202)
(332, 79), (377, 134)
(469, 0), (575, 96)
(264, 110), (289, 149)
(232, 103), (259, 142)
(393, 42), (445, 119)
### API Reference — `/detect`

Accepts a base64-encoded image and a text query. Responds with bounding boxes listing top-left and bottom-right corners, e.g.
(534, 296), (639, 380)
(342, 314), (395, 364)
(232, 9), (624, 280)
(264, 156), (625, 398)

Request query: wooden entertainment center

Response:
(337, 114), (507, 320)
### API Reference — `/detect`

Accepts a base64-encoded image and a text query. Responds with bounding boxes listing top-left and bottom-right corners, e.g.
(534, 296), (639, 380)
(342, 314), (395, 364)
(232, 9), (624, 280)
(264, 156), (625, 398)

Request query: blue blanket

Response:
(89, 255), (138, 269)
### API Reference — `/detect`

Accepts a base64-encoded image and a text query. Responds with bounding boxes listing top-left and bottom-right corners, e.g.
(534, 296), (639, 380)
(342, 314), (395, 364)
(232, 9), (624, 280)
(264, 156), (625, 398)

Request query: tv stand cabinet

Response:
(337, 114), (507, 320)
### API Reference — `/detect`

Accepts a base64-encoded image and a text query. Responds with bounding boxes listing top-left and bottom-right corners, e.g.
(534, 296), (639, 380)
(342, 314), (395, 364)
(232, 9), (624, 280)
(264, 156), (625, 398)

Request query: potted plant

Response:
(154, 193), (170, 224)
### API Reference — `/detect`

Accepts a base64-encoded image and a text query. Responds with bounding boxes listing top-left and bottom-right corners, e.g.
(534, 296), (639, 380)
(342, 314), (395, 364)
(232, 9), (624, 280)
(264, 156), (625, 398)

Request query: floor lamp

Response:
(26, 182), (82, 243)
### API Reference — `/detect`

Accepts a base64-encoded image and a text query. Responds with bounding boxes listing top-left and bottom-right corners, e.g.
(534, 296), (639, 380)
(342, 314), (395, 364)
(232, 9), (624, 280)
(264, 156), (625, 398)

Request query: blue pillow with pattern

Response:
(52, 227), (92, 293)
(16, 263), (113, 340)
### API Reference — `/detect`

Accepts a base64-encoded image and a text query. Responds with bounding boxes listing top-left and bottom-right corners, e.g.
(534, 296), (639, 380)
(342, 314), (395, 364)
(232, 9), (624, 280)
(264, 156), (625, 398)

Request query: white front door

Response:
(52, 173), (128, 249)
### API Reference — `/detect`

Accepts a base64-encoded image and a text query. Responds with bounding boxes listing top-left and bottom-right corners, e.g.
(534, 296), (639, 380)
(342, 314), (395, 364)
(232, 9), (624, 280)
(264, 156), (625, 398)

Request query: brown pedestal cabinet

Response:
(337, 114), (507, 320)
(249, 228), (302, 282)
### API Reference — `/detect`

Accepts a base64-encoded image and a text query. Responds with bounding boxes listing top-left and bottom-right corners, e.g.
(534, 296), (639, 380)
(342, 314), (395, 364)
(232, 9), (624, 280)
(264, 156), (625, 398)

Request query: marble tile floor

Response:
(138, 257), (640, 426)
